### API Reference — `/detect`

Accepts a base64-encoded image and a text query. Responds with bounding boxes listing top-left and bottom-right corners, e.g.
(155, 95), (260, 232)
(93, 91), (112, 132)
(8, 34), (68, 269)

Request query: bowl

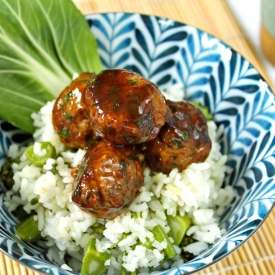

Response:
(1, 12), (275, 275)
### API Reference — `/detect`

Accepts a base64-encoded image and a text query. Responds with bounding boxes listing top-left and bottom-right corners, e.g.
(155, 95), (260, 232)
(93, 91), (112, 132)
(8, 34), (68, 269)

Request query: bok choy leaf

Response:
(0, 0), (103, 133)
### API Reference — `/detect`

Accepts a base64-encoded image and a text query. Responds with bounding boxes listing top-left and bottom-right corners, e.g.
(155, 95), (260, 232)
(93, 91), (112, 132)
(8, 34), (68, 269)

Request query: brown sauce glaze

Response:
(52, 69), (213, 219)
(52, 72), (100, 149)
(85, 69), (168, 145)
(71, 140), (144, 219)
(143, 100), (212, 174)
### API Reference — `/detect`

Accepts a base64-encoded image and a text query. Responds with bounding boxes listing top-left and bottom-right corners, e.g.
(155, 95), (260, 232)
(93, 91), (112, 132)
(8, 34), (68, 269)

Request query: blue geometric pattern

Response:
(1, 13), (275, 275)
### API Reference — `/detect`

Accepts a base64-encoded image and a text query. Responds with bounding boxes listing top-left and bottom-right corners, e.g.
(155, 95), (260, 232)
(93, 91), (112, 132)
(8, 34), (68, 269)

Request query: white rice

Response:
(4, 92), (235, 274)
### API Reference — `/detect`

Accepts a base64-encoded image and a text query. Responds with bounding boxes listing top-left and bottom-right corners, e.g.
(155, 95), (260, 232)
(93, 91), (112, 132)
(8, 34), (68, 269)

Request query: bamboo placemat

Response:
(1, 0), (275, 275)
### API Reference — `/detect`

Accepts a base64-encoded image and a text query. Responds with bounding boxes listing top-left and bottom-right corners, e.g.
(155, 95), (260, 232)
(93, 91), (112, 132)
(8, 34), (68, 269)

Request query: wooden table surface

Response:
(1, 0), (274, 275)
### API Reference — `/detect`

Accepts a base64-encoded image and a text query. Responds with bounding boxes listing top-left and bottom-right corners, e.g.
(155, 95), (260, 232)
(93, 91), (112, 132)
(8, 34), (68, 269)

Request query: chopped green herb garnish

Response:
(170, 138), (183, 148)
(60, 91), (72, 108)
(63, 112), (72, 121)
(91, 222), (105, 234)
(30, 197), (39, 205)
(60, 127), (70, 139)
(124, 136), (135, 143)
(191, 101), (213, 121)
(127, 154), (139, 161)
(129, 79), (138, 84)
(181, 130), (188, 141)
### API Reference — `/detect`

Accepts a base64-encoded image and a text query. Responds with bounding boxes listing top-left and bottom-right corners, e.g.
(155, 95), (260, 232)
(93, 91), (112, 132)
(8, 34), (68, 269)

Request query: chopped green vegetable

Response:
(120, 266), (127, 275)
(181, 130), (189, 141)
(60, 91), (72, 109)
(60, 127), (70, 139)
(81, 238), (110, 275)
(129, 79), (138, 84)
(191, 101), (213, 121)
(152, 224), (177, 259)
(167, 213), (191, 245)
(0, 158), (14, 189)
(25, 142), (56, 167)
(16, 215), (41, 243)
(30, 196), (39, 205)
(0, 0), (103, 133)
(91, 222), (105, 234)
(170, 137), (183, 148)
(63, 113), (72, 121)
(137, 237), (154, 250)
(127, 154), (140, 161)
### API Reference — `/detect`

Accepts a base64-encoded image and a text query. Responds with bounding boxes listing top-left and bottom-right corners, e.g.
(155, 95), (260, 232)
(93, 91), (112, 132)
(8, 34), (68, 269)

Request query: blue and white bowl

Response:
(0, 12), (275, 275)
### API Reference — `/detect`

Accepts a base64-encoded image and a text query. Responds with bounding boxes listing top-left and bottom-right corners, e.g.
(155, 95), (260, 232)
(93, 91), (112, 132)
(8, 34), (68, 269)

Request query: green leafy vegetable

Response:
(0, 0), (103, 133)
(152, 224), (177, 259)
(167, 213), (191, 245)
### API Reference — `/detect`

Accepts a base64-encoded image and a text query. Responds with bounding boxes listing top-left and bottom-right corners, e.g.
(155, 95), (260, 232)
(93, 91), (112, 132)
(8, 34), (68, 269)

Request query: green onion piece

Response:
(152, 224), (177, 259)
(181, 130), (189, 141)
(91, 222), (105, 234)
(60, 90), (72, 108)
(30, 196), (39, 205)
(81, 238), (110, 275)
(15, 215), (41, 243)
(63, 112), (72, 121)
(190, 101), (213, 121)
(24, 142), (56, 167)
(120, 266), (127, 275)
(136, 237), (154, 249)
(129, 79), (138, 84)
(167, 213), (191, 245)
(60, 127), (70, 139)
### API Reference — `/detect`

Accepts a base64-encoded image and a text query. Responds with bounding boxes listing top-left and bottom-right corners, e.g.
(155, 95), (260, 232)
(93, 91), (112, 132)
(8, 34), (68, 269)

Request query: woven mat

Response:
(1, 0), (275, 274)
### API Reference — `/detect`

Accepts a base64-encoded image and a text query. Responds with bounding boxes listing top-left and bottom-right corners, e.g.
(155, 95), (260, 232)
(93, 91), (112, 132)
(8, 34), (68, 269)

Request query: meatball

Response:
(85, 69), (168, 145)
(52, 72), (99, 149)
(143, 100), (212, 174)
(71, 140), (144, 219)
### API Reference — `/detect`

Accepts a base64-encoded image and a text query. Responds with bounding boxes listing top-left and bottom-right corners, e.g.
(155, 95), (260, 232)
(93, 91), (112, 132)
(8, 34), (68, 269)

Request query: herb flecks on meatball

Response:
(85, 69), (168, 145)
(52, 72), (100, 149)
(143, 100), (212, 174)
(72, 140), (144, 219)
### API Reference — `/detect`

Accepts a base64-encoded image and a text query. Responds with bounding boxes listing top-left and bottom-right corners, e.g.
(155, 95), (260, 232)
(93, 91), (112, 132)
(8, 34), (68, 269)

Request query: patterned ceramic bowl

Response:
(0, 12), (275, 275)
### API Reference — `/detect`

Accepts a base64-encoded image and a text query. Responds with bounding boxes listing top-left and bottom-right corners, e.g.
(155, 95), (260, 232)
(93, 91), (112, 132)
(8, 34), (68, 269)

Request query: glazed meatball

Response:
(143, 100), (212, 174)
(52, 72), (99, 149)
(85, 69), (168, 145)
(71, 140), (144, 219)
